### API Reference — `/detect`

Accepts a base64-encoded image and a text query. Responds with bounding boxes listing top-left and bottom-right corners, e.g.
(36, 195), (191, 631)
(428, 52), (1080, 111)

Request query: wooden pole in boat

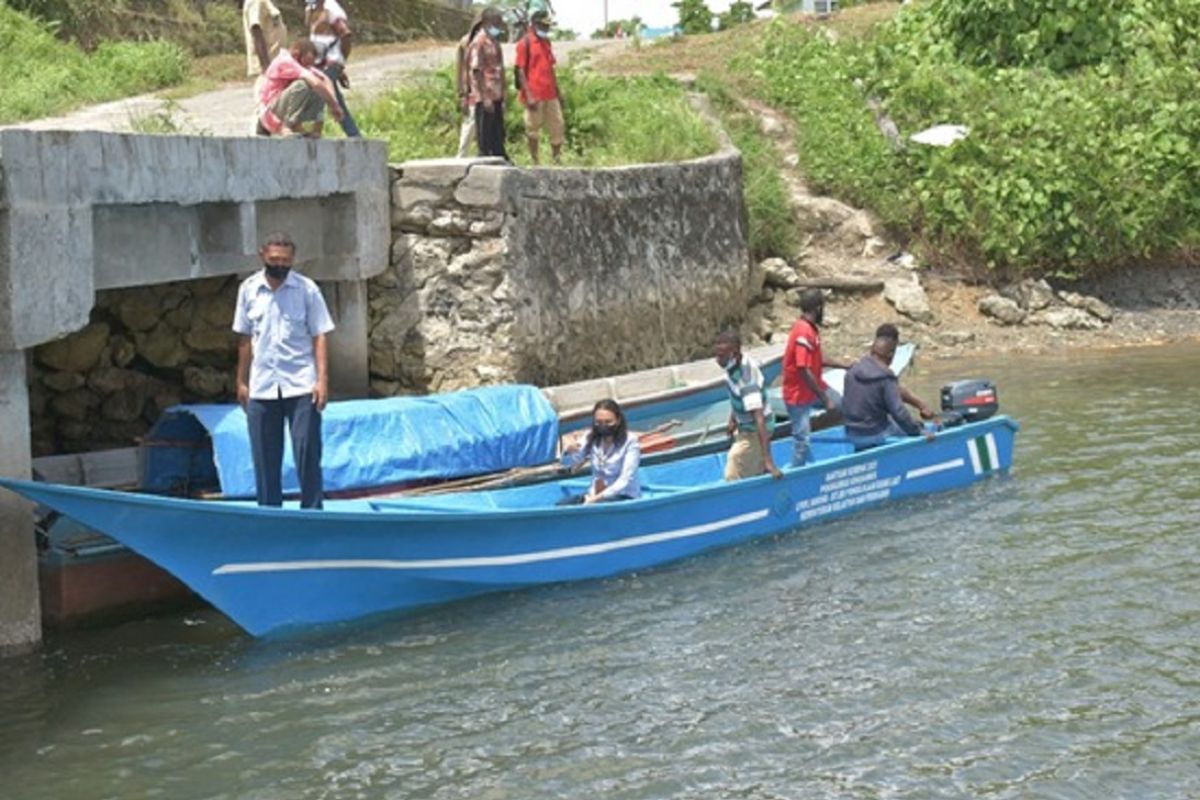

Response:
(400, 419), (685, 497)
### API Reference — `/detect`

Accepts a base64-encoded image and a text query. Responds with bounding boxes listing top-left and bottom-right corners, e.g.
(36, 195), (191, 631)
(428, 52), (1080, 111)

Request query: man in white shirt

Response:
(232, 233), (336, 508)
(243, 0), (287, 77)
(306, 0), (361, 137)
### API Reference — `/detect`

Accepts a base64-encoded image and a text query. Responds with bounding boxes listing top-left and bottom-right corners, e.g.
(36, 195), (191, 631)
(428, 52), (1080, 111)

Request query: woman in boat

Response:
(559, 399), (642, 504)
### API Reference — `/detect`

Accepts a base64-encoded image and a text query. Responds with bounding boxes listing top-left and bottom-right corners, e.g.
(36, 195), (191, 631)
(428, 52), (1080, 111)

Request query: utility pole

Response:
(604, 0), (609, 30)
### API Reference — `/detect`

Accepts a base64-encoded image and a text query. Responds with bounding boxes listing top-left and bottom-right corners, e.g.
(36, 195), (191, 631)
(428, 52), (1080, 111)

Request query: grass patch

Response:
(0, 5), (187, 124)
(356, 66), (718, 167)
(696, 74), (798, 262)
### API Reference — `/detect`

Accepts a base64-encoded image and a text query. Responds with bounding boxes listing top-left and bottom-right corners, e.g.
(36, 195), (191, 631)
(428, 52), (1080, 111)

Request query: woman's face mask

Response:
(592, 423), (617, 439)
(486, 25), (502, 39)
(535, 27), (551, 39)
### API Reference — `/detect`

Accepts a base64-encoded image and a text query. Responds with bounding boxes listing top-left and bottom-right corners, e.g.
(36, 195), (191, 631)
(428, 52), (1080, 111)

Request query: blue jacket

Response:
(842, 355), (922, 438)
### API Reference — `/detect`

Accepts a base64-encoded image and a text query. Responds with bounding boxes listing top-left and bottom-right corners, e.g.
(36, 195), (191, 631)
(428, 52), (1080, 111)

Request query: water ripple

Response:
(3, 345), (1200, 798)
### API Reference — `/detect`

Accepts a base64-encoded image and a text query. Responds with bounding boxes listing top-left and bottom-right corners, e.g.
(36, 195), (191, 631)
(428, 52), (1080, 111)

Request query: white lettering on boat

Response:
(796, 460), (901, 522)
(211, 508), (771, 575)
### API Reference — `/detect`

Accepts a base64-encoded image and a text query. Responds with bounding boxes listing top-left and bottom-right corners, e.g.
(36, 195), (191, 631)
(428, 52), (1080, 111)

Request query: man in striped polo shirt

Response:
(715, 330), (784, 482)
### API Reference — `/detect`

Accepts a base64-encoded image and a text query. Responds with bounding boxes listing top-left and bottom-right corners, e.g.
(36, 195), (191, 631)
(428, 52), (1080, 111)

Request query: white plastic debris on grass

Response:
(910, 124), (969, 147)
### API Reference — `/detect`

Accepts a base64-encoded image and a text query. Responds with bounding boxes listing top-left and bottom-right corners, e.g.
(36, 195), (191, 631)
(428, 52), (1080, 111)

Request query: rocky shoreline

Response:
(744, 257), (1200, 363)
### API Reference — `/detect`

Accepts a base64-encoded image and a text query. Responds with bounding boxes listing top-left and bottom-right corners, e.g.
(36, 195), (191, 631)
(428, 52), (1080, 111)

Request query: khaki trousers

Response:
(725, 430), (767, 481)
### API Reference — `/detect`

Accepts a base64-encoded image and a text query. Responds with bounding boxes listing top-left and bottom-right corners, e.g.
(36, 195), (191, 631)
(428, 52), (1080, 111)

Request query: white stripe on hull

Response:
(905, 458), (965, 480)
(985, 433), (1000, 471)
(213, 508), (772, 575)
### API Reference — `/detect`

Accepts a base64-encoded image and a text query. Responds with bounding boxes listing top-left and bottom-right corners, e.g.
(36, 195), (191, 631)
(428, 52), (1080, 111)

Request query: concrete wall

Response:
(0, 130), (389, 353)
(373, 149), (751, 393)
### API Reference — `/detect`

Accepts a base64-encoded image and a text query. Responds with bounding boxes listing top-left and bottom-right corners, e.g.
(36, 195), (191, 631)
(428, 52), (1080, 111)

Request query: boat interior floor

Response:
(353, 430), (863, 515)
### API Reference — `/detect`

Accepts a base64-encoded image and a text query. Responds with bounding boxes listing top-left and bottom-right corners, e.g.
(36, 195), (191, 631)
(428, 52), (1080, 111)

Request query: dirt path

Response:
(5, 38), (624, 137)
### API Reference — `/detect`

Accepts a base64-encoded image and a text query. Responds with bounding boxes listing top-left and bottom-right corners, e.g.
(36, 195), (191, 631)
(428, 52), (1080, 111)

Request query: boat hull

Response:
(1, 418), (1017, 637)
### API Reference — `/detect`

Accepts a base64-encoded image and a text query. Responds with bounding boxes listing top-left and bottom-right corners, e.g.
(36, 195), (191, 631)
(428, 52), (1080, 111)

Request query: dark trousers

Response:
(475, 101), (508, 159)
(247, 394), (324, 509)
(323, 66), (361, 138)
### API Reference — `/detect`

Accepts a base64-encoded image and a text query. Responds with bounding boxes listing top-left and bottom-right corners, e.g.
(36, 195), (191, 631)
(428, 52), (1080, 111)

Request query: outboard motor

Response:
(939, 379), (999, 427)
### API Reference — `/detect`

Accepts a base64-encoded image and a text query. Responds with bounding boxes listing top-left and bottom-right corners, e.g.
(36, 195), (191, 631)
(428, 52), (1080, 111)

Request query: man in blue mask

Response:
(467, 6), (509, 159)
(515, 9), (564, 164)
(232, 233), (335, 508)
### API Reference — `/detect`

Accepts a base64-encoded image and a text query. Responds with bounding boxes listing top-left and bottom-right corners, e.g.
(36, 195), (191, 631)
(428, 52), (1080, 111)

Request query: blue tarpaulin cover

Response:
(142, 385), (559, 498)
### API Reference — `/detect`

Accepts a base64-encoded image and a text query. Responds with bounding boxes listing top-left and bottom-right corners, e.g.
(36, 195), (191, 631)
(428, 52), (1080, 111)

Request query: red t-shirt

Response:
(782, 318), (825, 406)
(515, 32), (558, 104)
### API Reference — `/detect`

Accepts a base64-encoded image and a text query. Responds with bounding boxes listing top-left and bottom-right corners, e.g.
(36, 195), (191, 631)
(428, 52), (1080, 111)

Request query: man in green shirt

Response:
(715, 330), (783, 481)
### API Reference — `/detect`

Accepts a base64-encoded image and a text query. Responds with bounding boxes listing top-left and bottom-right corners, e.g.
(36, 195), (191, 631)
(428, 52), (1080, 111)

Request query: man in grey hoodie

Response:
(842, 324), (936, 450)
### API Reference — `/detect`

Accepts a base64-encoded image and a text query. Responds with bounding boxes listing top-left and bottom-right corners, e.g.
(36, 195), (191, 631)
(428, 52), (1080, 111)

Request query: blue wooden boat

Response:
(0, 416), (1018, 637)
(26, 344), (795, 627)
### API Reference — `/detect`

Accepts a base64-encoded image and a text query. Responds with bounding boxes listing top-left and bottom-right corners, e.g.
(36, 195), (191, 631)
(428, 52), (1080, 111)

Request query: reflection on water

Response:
(2, 344), (1199, 799)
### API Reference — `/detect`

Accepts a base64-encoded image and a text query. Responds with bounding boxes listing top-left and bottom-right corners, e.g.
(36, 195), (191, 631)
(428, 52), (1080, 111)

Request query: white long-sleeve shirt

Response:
(561, 433), (642, 500)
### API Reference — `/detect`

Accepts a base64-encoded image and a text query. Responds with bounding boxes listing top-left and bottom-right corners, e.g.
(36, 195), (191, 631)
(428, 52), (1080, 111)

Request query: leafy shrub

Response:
(739, 11), (1200, 277)
(916, 0), (1200, 72)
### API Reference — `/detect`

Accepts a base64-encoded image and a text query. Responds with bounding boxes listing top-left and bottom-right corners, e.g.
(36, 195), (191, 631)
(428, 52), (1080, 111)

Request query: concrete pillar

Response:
(0, 351), (41, 654)
(319, 280), (370, 399)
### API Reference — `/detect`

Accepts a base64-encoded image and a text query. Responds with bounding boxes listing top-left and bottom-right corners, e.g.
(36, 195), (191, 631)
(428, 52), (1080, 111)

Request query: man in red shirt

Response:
(782, 289), (850, 466)
(514, 10), (564, 165)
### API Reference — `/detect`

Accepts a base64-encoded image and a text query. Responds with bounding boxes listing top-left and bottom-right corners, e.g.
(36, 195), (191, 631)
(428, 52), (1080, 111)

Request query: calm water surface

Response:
(2, 344), (1198, 799)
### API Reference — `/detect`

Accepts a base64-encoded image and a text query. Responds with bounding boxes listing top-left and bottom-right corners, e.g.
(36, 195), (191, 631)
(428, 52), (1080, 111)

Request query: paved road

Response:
(7, 38), (623, 137)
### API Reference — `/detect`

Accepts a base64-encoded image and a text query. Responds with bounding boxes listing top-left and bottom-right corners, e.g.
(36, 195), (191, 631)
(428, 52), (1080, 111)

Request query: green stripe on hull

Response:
(973, 435), (993, 472)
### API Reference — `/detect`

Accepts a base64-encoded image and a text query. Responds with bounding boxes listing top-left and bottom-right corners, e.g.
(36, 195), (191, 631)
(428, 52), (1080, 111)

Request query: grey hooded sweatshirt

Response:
(842, 355), (923, 438)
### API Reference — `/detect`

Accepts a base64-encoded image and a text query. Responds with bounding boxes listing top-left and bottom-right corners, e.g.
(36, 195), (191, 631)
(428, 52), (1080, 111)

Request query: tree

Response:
(672, 0), (713, 35)
(718, 1), (755, 31)
(553, 28), (578, 41)
(590, 16), (643, 39)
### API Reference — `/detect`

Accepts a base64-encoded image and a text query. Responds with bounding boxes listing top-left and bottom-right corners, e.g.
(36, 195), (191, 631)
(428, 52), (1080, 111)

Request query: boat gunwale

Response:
(549, 344), (785, 423)
(2, 417), (1019, 527)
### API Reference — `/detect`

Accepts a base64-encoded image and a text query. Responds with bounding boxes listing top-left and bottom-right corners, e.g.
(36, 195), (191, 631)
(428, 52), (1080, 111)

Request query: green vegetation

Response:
(127, 99), (209, 136)
(719, 2), (756, 31)
(919, 0), (1200, 71)
(673, 0), (714, 35)
(7, 0), (242, 54)
(356, 67), (718, 167)
(0, 4), (188, 124)
(9, 0), (469, 55)
(728, 0), (1200, 277)
(697, 75), (797, 261)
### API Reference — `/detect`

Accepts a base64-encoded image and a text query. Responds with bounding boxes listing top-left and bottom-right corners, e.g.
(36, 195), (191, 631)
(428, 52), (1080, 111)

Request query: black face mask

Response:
(592, 423), (617, 439)
(264, 264), (290, 281)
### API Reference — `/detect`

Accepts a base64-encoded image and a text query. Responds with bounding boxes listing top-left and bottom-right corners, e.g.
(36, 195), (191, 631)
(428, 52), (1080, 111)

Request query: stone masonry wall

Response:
(27, 276), (239, 457)
(371, 151), (751, 394)
(21, 137), (751, 453)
